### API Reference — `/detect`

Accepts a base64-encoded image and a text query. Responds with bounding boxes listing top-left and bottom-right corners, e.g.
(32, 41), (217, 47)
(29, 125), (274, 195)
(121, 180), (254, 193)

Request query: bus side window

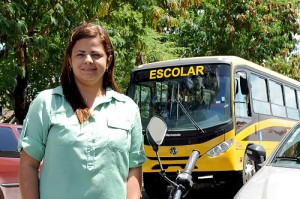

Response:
(235, 71), (251, 130)
(284, 86), (299, 120)
(269, 80), (286, 118)
(235, 72), (251, 117)
(133, 85), (152, 120)
(250, 74), (271, 115)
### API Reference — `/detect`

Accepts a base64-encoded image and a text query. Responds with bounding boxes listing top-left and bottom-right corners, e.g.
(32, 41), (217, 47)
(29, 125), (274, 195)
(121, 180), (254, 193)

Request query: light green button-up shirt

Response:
(18, 86), (146, 199)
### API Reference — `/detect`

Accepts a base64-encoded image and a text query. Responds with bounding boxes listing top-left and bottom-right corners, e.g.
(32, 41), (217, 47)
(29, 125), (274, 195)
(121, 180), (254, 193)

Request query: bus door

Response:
(234, 71), (258, 148)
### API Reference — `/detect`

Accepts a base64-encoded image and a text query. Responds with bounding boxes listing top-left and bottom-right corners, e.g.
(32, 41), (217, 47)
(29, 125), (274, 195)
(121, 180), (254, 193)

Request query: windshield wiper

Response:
(274, 156), (300, 163)
(175, 98), (205, 133)
(170, 82), (205, 133)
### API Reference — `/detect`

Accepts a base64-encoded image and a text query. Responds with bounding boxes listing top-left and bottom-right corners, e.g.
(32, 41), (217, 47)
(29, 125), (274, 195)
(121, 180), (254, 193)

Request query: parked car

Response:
(0, 123), (22, 199)
(234, 121), (300, 199)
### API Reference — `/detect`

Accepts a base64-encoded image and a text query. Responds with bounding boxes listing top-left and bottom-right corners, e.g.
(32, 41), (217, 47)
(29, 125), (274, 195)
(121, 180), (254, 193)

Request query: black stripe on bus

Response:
(241, 126), (289, 142)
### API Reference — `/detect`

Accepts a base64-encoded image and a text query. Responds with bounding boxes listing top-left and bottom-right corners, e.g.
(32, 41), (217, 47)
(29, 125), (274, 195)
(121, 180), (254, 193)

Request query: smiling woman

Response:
(69, 36), (110, 95)
(18, 22), (146, 199)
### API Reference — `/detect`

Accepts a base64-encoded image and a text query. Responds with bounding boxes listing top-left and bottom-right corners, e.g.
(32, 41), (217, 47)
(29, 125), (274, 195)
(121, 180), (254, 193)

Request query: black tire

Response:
(242, 151), (256, 184)
(143, 173), (169, 198)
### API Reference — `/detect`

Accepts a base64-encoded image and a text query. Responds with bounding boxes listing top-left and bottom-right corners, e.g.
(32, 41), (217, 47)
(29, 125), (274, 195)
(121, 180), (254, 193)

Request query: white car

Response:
(234, 121), (300, 199)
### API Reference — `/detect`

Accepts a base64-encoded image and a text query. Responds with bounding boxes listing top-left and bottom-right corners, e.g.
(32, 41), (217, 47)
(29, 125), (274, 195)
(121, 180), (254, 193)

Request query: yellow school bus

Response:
(126, 56), (300, 197)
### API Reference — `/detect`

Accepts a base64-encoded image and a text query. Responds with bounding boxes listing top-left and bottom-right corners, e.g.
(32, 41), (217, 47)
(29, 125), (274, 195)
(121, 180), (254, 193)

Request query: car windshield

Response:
(272, 123), (300, 168)
(127, 63), (232, 131)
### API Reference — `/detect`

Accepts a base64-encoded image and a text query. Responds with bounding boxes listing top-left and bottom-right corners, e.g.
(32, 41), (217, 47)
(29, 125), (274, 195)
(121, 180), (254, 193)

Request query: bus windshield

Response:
(127, 63), (232, 131)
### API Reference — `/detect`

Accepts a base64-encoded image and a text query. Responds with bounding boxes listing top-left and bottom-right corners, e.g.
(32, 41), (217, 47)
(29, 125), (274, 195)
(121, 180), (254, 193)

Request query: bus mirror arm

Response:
(146, 116), (178, 187)
(146, 115), (201, 199)
(240, 76), (249, 95)
(158, 159), (178, 187)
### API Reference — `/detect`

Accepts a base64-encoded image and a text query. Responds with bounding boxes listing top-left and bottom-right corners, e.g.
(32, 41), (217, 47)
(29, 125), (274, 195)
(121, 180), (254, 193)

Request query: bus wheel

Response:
(242, 152), (256, 184)
(143, 173), (168, 197)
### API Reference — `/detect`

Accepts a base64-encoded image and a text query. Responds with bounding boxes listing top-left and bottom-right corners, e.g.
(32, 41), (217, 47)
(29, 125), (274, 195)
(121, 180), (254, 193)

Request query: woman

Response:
(19, 22), (146, 199)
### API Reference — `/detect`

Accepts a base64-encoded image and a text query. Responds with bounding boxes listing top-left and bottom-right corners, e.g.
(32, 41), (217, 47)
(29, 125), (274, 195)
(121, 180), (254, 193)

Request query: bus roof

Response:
(132, 56), (300, 86)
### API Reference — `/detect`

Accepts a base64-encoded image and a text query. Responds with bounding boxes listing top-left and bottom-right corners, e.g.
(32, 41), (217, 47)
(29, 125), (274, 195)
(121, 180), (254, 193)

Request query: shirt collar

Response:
(53, 86), (63, 96)
(105, 87), (126, 102)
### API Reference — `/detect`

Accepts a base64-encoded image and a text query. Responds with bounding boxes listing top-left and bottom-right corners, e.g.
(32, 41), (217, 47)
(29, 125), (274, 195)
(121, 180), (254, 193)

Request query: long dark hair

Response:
(60, 22), (120, 123)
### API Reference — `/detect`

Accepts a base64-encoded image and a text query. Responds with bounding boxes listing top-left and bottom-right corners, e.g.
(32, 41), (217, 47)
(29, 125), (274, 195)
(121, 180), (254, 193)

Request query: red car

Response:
(0, 123), (22, 199)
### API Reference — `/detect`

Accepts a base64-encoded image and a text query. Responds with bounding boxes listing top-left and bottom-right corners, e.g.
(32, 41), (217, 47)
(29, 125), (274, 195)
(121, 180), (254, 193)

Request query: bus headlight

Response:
(206, 138), (234, 157)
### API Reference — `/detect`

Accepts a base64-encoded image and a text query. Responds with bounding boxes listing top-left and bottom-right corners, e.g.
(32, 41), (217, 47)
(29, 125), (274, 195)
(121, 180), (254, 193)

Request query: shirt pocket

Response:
(107, 119), (131, 152)
(49, 111), (80, 146)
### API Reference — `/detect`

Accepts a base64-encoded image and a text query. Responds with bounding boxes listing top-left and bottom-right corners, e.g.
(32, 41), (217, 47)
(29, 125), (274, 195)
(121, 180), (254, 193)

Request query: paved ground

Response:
(142, 183), (235, 199)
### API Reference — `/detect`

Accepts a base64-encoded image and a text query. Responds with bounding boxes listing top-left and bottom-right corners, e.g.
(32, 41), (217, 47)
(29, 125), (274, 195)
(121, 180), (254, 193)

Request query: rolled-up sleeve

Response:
(18, 91), (51, 161)
(129, 105), (146, 168)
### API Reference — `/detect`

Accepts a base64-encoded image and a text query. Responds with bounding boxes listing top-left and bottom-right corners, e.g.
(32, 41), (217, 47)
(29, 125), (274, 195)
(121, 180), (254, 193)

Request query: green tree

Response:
(0, 0), (181, 124)
(95, 1), (181, 90)
(1, 0), (299, 124)
(264, 50), (300, 81)
(170, 0), (299, 62)
(0, 1), (108, 123)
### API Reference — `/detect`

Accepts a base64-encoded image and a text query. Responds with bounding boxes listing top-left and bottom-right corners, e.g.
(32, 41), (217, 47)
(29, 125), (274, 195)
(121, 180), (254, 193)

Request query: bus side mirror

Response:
(246, 144), (266, 170)
(146, 115), (167, 152)
(240, 76), (249, 95)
